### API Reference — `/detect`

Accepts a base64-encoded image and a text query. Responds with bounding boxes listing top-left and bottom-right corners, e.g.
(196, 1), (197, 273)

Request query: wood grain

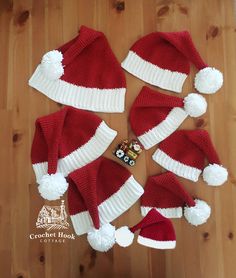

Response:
(0, 0), (235, 277)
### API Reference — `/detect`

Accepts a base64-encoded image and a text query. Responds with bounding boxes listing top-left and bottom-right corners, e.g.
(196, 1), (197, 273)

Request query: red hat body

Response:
(122, 30), (223, 94)
(152, 129), (222, 182)
(122, 31), (192, 93)
(129, 86), (188, 149)
(31, 106), (117, 182)
(29, 26), (126, 113)
(130, 32), (190, 73)
(141, 172), (195, 218)
(130, 209), (176, 249)
(67, 157), (144, 235)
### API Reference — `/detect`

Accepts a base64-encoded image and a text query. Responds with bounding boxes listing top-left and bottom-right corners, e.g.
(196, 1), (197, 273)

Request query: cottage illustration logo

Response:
(30, 200), (75, 243)
(36, 200), (69, 231)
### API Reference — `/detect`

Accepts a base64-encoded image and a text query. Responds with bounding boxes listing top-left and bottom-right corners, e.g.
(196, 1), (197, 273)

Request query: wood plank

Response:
(0, 0), (235, 277)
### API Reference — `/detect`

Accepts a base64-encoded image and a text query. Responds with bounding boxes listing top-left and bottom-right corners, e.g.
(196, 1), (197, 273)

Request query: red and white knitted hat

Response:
(122, 31), (223, 94)
(141, 172), (211, 226)
(31, 106), (117, 201)
(115, 208), (176, 249)
(29, 25), (126, 113)
(67, 157), (144, 252)
(152, 130), (228, 186)
(130, 86), (207, 149)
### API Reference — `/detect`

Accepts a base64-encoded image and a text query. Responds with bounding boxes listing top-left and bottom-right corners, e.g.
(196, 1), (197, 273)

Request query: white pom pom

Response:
(194, 67), (223, 94)
(115, 226), (134, 247)
(184, 93), (207, 117)
(203, 163), (228, 186)
(87, 223), (116, 252)
(38, 173), (68, 200)
(41, 50), (64, 80)
(184, 199), (211, 226)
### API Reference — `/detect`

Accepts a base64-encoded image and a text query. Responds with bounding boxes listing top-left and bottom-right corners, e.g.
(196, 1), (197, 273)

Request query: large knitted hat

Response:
(152, 130), (228, 186)
(122, 31), (223, 94)
(29, 25), (126, 113)
(130, 86), (207, 149)
(31, 106), (117, 201)
(67, 157), (144, 252)
(141, 172), (211, 226)
(115, 208), (176, 249)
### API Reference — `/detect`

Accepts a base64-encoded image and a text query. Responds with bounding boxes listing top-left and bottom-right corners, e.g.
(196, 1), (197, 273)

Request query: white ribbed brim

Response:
(29, 65), (126, 113)
(152, 149), (202, 182)
(122, 51), (187, 93)
(137, 107), (188, 149)
(32, 121), (117, 182)
(137, 235), (176, 249)
(70, 175), (144, 235)
(141, 206), (183, 218)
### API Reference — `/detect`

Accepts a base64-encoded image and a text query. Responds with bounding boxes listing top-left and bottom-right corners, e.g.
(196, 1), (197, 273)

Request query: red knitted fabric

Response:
(68, 157), (131, 228)
(121, 30), (217, 93)
(159, 129), (221, 169)
(29, 25), (126, 113)
(31, 107), (101, 166)
(130, 209), (176, 243)
(67, 157), (144, 234)
(129, 31), (207, 74)
(130, 86), (184, 137)
(58, 26), (126, 89)
(31, 106), (117, 183)
(141, 172), (195, 209)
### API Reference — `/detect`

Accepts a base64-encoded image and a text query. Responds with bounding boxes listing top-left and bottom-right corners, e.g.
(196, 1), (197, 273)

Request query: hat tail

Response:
(158, 31), (207, 70)
(187, 130), (228, 186)
(39, 26), (103, 81)
(69, 164), (116, 253)
(38, 108), (67, 174)
(69, 168), (100, 229)
(61, 25), (103, 66)
(152, 172), (196, 207)
(32, 108), (68, 201)
(159, 31), (223, 94)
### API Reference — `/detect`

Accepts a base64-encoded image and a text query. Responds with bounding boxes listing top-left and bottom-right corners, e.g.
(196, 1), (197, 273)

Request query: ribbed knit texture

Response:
(122, 31), (208, 92)
(68, 157), (144, 233)
(29, 25), (126, 113)
(31, 106), (117, 178)
(155, 129), (221, 170)
(141, 172), (195, 212)
(57, 26), (126, 89)
(130, 86), (185, 136)
(36, 108), (67, 174)
(128, 30), (207, 74)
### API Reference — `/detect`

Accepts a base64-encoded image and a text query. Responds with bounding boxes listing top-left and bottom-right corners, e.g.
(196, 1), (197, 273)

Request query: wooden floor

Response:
(1, 0), (236, 277)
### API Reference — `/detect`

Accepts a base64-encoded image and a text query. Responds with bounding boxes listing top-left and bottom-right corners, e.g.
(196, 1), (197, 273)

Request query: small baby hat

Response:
(130, 86), (207, 149)
(115, 208), (176, 249)
(29, 26), (126, 113)
(122, 31), (223, 94)
(152, 130), (228, 186)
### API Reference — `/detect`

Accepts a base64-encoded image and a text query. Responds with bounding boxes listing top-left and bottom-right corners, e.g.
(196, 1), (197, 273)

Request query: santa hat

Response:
(29, 25), (126, 113)
(152, 130), (228, 186)
(31, 106), (117, 201)
(67, 157), (144, 252)
(141, 172), (211, 226)
(130, 86), (207, 149)
(115, 208), (176, 249)
(122, 31), (223, 94)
